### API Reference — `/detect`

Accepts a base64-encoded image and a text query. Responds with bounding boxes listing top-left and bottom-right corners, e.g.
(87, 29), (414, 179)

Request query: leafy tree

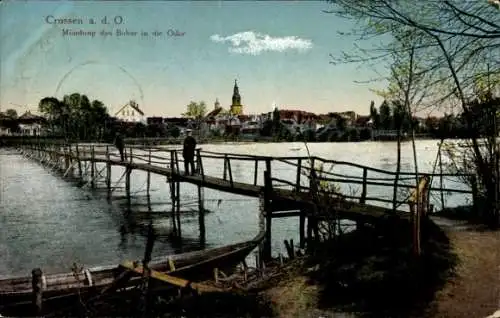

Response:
(369, 100), (380, 128)
(146, 123), (167, 138)
(348, 128), (360, 141)
(260, 120), (274, 137)
(131, 122), (147, 138)
(183, 101), (207, 119)
(38, 93), (111, 140)
(272, 108), (280, 136)
(359, 127), (372, 140)
(378, 100), (392, 130)
(4, 109), (18, 119)
(168, 125), (180, 138)
(328, 0), (500, 227)
(335, 115), (347, 131)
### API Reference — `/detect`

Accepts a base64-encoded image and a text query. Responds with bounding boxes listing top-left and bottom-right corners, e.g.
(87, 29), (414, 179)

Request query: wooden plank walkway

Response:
(56, 153), (263, 197)
(19, 144), (420, 222)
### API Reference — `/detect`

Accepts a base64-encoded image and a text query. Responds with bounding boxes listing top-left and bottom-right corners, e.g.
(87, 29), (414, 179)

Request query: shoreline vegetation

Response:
(0, 134), (472, 147)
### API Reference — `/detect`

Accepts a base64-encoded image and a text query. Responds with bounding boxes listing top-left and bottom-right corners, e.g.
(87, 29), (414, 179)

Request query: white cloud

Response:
(210, 31), (313, 55)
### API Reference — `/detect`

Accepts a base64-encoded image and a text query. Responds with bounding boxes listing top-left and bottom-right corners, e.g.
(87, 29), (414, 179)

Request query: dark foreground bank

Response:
(4, 216), (460, 318)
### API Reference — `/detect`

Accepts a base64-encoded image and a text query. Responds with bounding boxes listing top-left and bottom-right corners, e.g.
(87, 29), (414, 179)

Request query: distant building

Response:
(230, 80), (243, 116)
(17, 111), (46, 136)
(114, 100), (145, 123)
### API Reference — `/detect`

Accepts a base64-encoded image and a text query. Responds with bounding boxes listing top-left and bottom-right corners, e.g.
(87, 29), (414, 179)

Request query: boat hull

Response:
(0, 230), (264, 315)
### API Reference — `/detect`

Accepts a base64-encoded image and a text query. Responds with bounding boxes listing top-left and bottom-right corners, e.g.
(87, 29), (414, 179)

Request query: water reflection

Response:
(0, 151), (209, 276)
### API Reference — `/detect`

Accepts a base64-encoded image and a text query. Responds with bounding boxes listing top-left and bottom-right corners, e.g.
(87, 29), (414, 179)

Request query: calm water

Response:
(0, 140), (470, 277)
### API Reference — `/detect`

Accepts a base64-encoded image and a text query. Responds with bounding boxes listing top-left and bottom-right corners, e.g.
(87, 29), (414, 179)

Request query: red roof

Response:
(278, 109), (317, 120)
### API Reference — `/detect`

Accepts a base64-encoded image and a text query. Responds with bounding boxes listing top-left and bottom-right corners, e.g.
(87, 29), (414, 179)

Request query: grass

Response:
(299, 219), (458, 317)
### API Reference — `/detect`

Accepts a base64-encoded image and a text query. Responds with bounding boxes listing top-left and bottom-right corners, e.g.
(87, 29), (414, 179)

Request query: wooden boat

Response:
(0, 229), (264, 315)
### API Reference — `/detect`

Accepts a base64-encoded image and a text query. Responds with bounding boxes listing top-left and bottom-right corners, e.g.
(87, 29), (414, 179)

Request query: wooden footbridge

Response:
(15, 140), (475, 259)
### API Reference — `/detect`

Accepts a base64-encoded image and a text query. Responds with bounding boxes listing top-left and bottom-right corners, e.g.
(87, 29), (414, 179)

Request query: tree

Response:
(38, 93), (111, 140)
(369, 100), (380, 128)
(272, 108), (281, 136)
(168, 125), (180, 138)
(183, 101), (207, 119)
(328, 0), (500, 227)
(378, 100), (392, 130)
(4, 109), (18, 119)
(335, 115), (347, 131)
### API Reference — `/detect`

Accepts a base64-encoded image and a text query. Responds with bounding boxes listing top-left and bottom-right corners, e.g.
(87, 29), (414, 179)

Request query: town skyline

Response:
(1, 1), (393, 117)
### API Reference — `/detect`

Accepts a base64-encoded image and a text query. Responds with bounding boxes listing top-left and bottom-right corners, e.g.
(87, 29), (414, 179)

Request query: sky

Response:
(0, 0), (389, 117)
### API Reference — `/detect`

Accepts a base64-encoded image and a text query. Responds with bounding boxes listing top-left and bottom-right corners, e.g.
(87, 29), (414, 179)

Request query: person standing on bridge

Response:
(114, 132), (126, 162)
(182, 129), (196, 176)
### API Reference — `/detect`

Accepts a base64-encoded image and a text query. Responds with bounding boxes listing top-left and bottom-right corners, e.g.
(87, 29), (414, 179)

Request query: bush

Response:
(168, 126), (180, 138)
(359, 128), (372, 141)
(349, 128), (360, 141)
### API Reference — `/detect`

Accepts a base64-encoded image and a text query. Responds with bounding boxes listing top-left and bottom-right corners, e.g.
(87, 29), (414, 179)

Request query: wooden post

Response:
(126, 166), (131, 208)
(308, 157), (319, 242)
(198, 184), (206, 247)
(106, 146), (112, 199)
(227, 157), (233, 187)
(296, 158), (302, 192)
(64, 144), (70, 173)
(146, 149), (151, 196)
(174, 151), (180, 174)
(223, 155), (228, 180)
(257, 192), (266, 270)
(265, 159), (272, 180)
(299, 208), (305, 249)
(170, 150), (175, 174)
(439, 150), (445, 211)
(263, 170), (272, 261)
(32, 268), (43, 315)
(360, 167), (368, 204)
(76, 144), (82, 179)
(129, 147), (133, 164)
(169, 177), (178, 235)
(90, 146), (96, 188)
(196, 149), (205, 181)
(68, 144), (74, 177)
(358, 167), (368, 229)
(140, 221), (156, 318)
(254, 160), (259, 186)
(175, 179), (181, 237)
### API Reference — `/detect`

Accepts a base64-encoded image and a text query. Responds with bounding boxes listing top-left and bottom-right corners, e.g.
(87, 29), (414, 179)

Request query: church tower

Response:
(214, 98), (221, 109)
(230, 79), (243, 116)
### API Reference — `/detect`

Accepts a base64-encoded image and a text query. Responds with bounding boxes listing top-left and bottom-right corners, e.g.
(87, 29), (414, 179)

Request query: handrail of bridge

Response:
(16, 141), (477, 211)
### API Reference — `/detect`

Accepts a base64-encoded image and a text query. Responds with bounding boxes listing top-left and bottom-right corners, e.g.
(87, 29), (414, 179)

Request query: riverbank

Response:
(43, 218), (458, 317)
(8, 215), (496, 317)
(424, 217), (499, 318)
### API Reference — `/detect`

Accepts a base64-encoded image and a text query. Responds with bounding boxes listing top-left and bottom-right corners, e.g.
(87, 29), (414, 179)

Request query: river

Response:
(0, 140), (470, 277)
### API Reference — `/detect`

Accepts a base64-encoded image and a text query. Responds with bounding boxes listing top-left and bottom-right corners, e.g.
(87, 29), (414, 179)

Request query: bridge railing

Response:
(121, 147), (476, 212)
(262, 155), (475, 211)
(14, 141), (478, 212)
